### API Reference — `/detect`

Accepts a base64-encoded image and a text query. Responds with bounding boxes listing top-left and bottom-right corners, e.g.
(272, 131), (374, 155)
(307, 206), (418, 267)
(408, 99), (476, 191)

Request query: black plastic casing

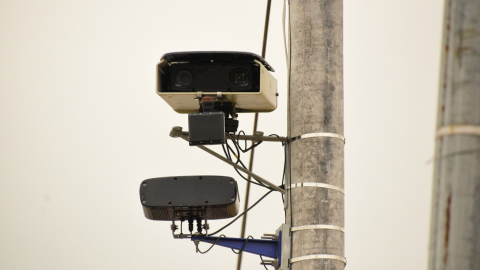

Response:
(158, 51), (274, 93)
(188, 112), (225, 146)
(140, 176), (239, 221)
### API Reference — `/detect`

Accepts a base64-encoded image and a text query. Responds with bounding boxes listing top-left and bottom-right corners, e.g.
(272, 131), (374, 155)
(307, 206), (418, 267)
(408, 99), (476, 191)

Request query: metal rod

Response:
(237, 1), (272, 269)
(176, 131), (286, 142)
(172, 131), (284, 194)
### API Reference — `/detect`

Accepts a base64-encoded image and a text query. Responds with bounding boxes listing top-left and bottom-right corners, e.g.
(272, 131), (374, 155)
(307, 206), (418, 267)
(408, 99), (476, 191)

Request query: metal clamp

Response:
(436, 125), (480, 137)
(291, 254), (347, 264)
(291, 224), (345, 233)
(287, 182), (344, 194)
(290, 132), (345, 143)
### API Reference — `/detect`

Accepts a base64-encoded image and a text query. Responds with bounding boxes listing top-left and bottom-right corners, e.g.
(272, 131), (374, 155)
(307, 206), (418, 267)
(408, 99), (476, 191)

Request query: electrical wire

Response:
(259, 255), (269, 270)
(208, 189), (273, 236)
(283, 0), (290, 70)
(230, 235), (254, 254)
(194, 234), (226, 254)
(235, 131), (263, 153)
(195, 235), (258, 257)
(223, 133), (286, 194)
(267, 134), (287, 205)
(222, 139), (273, 190)
(286, 0), (294, 263)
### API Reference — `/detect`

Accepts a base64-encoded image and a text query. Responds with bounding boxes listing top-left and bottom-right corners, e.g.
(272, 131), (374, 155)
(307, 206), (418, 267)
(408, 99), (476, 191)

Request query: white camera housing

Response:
(156, 51), (277, 113)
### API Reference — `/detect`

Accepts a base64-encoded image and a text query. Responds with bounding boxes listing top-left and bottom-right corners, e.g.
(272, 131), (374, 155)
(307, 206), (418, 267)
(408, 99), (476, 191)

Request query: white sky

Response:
(0, 0), (443, 269)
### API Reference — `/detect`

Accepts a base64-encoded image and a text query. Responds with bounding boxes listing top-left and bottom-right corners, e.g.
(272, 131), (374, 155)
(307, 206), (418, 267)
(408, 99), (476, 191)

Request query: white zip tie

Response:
(436, 125), (480, 137)
(291, 224), (345, 233)
(291, 132), (345, 143)
(291, 254), (347, 264)
(288, 182), (344, 194)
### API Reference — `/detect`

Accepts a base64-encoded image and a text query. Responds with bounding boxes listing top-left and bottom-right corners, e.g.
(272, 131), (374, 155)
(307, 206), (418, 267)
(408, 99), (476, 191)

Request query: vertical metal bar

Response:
(236, 1), (272, 269)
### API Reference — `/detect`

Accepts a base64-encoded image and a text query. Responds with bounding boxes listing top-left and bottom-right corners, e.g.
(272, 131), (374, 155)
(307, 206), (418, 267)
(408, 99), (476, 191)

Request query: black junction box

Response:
(188, 111), (225, 146)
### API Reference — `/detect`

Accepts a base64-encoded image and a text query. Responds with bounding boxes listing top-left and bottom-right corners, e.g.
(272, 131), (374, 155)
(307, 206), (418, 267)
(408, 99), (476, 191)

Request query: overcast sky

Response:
(0, 1), (443, 269)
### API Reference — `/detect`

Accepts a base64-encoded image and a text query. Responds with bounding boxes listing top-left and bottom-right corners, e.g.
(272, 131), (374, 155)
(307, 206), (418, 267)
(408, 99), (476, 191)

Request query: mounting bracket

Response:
(191, 224), (290, 269)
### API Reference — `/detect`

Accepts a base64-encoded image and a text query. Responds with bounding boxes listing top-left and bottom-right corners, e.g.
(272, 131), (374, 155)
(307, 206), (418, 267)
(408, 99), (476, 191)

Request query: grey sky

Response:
(0, 0), (442, 269)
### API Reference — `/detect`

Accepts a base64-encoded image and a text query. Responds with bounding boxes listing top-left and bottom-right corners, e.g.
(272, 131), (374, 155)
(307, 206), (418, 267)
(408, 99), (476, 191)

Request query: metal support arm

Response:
(169, 126), (285, 193)
(173, 129), (286, 143)
(191, 233), (281, 260)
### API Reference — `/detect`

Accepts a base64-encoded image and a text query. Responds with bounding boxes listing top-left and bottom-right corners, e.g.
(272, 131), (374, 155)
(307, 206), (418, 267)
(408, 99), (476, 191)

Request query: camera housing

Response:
(157, 51), (277, 113)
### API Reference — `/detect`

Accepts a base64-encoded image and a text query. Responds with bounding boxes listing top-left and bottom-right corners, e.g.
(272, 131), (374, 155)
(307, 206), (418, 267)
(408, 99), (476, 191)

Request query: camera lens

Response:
(230, 69), (249, 87)
(175, 70), (193, 87)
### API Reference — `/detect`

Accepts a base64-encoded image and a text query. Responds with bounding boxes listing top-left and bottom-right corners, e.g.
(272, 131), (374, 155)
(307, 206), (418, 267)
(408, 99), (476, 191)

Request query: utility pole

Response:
(429, 0), (480, 269)
(287, 1), (345, 270)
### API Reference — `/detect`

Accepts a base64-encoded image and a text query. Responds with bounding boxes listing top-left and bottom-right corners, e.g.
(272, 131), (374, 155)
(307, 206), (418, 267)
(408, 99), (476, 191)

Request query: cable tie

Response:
(291, 224), (345, 233)
(290, 132), (345, 143)
(291, 254), (347, 264)
(287, 182), (344, 194)
(436, 125), (480, 137)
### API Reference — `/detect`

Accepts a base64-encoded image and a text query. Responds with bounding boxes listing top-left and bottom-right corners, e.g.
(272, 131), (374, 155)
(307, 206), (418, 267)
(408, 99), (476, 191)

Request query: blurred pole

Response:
(288, 0), (345, 269)
(429, 0), (480, 269)
(236, 1), (271, 269)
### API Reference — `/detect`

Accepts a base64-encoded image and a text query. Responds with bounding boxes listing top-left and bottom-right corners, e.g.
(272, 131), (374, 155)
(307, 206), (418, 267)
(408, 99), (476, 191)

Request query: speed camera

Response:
(157, 51), (277, 113)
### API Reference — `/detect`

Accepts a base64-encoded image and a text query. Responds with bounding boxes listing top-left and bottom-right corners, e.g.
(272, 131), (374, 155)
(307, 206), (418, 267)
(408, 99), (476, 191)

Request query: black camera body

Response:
(157, 51), (277, 113)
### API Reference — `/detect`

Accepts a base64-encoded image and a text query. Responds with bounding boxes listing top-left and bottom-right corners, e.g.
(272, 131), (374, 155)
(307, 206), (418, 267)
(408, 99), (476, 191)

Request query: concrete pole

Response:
(429, 0), (480, 269)
(287, 1), (345, 269)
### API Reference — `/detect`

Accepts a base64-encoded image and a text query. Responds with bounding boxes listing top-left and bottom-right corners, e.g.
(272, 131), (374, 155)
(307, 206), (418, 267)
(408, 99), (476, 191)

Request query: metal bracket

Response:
(290, 132), (345, 143)
(276, 223), (291, 270)
(170, 126), (285, 193)
(171, 126), (286, 143)
(290, 254), (347, 264)
(191, 235), (280, 259)
(287, 182), (344, 194)
(436, 125), (480, 137)
(190, 224), (290, 269)
(170, 210), (209, 239)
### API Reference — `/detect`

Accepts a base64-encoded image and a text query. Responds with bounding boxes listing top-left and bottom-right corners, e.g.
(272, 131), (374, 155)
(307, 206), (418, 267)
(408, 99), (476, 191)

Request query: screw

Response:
(142, 200), (146, 204)
(142, 183), (147, 186)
